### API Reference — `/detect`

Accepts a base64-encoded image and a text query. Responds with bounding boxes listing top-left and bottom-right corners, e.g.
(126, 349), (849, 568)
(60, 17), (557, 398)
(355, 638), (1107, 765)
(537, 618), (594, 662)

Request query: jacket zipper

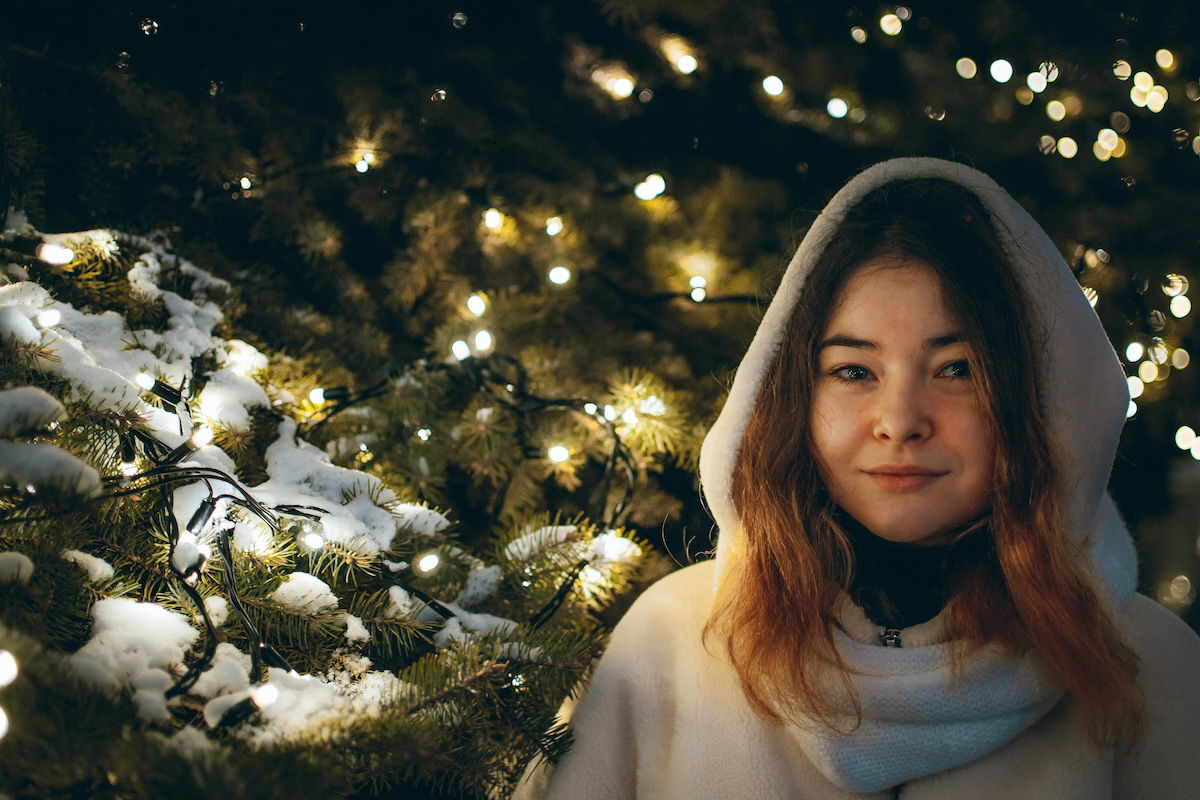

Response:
(880, 627), (902, 647)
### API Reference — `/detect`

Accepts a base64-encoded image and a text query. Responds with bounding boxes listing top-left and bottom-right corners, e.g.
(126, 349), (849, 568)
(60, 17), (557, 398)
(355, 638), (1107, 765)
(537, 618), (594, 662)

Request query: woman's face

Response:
(810, 258), (994, 545)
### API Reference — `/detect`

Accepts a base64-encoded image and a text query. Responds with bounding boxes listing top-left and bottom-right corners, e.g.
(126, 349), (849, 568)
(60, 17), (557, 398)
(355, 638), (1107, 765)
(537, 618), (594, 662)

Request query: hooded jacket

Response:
(531, 158), (1200, 799)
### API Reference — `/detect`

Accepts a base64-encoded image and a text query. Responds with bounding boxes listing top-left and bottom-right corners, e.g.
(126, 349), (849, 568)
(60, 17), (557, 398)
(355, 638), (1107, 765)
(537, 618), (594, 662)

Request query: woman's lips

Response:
(864, 469), (947, 492)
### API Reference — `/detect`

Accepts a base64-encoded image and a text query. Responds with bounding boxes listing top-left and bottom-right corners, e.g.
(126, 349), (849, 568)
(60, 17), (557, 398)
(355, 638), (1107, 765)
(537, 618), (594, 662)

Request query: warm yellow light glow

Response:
(851, 27), (867, 44)
(879, 14), (902, 36)
(1111, 138), (1127, 158)
(1171, 295), (1191, 318)
(1126, 342), (1145, 362)
(1057, 137), (1078, 158)
(691, 287), (707, 302)
(451, 340), (471, 361)
(415, 552), (441, 574)
(989, 59), (1013, 83)
(483, 208), (503, 230)
(548, 265), (572, 285)
(474, 329), (493, 352)
(1046, 100), (1066, 121)
(466, 293), (487, 317)
(1092, 142), (1112, 161)
(689, 275), (707, 289)
(1192, 441), (1200, 460)
(1133, 71), (1153, 90)
(1097, 128), (1119, 151)
(547, 445), (569, 463)
(1168, 575), (1194, 603)
(1027, 73), (1047, 93)
(591, 65), (636, 99)
(762, 75), (785, 96)
(1113, 61), (1132, 80)
(660, 36), (698, 75)
(676, 54), (698, 74)
(0, 706), (9, 740)
(36, 243), (74, 265)
(1146, 86), (1167, 113)
(634, 173), (666, 201)
(1156, 49), (1175, 70)
(545, 216), (564, 236)
(1173, 348), (1191, 369)
(1127, 376), (1145, 398)
(1175, 426), (1196, 450)
(1139, 361), (1159, 382)
(827, 98), (848, 118)
(955, 58), (977, 79)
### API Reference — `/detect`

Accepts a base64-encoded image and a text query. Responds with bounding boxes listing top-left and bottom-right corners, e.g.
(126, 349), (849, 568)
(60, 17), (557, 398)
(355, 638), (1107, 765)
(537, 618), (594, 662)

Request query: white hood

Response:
(696, 157), (1139, 792)
(700, 157), (1136, 605)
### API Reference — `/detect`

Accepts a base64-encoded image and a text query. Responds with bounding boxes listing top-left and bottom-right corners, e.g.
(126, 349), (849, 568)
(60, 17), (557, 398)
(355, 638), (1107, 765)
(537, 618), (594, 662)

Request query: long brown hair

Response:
(704, 178), (1145, 751)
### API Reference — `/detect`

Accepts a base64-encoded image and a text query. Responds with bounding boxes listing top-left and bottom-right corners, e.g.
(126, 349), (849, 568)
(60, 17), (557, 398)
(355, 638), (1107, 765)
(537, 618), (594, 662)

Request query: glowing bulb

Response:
(691, 287), (707, 302)
(762, 75), (784, 96)
(634, 181), (657, 201)
(879, 14), (902, 35)
(1097, 128), (1119, 151)
(190, 426), (214, 447)
(362, 151), (375, 164)
(1027, 73), (1047, 93)
(1127, 399), (1137, 419)
(451, 339), (471, 361)
(609, 77), (634, 98)
(645, 174), (666, 195)
(252, 683), (279, 708)
(1046, 100), (1066, 121)
(1192, 441), (1200, 460)
(826, 98), (848, 118)
(676, 54), (698, 74)
(989, 59), (1014, 83)
(355, 159), (370, 173)
(689, 275), (707, 289)
(1171, 295), (1191, 318)
(474, 329), (493, 352)
(621, 408), (639, 426)
(1125, 342), (1145, 362)
(545, 216), (564, 236)
(302, 532), (325, 550)
(956, 58), (977, 79)
(1139, 361), (1159, 382)
(1176, 426), (1196, 450)
(1057, 137), (1078, 158)
(583, 402), (598, 415)
(36, 243), (74, 265)
(416, 552), (441, 574)
(416, 427), (432, 441)
(1172, 348), (1190, 369)
(603, 404), (617, 421)
(850, 27), (867, 44)
(640, 395), (666, 415)
(0, 651), (16, 687)
(135, 372), (156, 391)
(309, 387), (327, 404)
(30, 308), (61, 330)
(120, 461), (138, 476)
(1127, 376), (1144, 398)
(483, 208), (503, 230)
(548, 266), (572, 284)
(466, 294), (487, 317)
(547, 445), (569, 463)
(1113, 60), (1132, 80)
(1133, 71), (1153, 91)
(1156, 49), (1175, 69)
(239, 177), (252, 190)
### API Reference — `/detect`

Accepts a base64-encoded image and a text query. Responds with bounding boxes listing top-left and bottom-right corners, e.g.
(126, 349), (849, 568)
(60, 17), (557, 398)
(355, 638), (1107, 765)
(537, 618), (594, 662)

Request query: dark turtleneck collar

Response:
(837, 509), (968, 630)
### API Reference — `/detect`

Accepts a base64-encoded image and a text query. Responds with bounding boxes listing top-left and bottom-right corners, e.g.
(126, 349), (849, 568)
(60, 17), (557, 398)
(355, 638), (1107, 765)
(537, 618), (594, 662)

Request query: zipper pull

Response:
(880, 627), (902, 647)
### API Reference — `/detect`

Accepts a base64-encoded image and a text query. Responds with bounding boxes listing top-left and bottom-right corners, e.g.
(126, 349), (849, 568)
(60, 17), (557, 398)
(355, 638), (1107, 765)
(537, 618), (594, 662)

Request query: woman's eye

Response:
(831, 365), (872, 382)
(938, 360), (972, 379)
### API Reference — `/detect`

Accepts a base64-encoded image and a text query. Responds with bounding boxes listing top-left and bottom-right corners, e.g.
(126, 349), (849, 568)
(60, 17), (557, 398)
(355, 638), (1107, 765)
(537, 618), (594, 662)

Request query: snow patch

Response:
(270, 572), (339, 614)
(62, 550), (115, 582)
(0, 552), (34, 583)
(0, 386), (64, 438)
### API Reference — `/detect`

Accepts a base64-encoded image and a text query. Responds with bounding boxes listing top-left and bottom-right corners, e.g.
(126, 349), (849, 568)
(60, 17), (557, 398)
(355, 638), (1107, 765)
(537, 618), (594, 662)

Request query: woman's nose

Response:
(872, 380), (932, 442)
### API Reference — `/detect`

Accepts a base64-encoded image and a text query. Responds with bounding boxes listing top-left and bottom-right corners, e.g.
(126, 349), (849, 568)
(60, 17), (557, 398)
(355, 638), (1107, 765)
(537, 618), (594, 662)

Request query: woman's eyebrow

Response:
(818, 333), (964, 351)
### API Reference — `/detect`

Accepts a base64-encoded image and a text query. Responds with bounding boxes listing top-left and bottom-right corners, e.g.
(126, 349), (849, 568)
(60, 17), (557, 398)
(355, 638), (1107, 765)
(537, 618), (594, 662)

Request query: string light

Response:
(591, 65), (636, 99)
(691, 287), (707, 302)
(301, 531), (325, 550)
(356, 159), (370, 173)
(989, 59), (1013, 83)
(1127, 400), (1137, 419)
(1172, 348), (1190, 369)
(0, 650), (16, 687)
(473, 329), (493, 352)
(1113, 60), (1132, 80)
(1139, 361), (1159, 382)
(415, 552), (441, 574)
(1127, 376), (1144, 398)
(135, 373), (183, 405)
(547, 445), (569, 463)
(1171, 296), (1191, 318)
(621, 408), (638, 426)
(850, 27), (867, 44)
(1057, 137), (1078, 158)
(634, 173), (666, 200)
(309, 386), (350, 405)
(955, 58), (977, 79)
(483, 208), (503, 230)
(583, 402), (598, 415)
(1046, 100), (1066, 121)
(120, 460), (139, 476)
(548, 265), (572, 284)
(36, 243), (74, 265)
(1156, 49), (1175, 70)
(416, 428), (432, 442)
(451, 340), (471, 361)
(761, 75), (784, 96)
(826, 98), (849, 118)
(466, 294), (487, 317)
(879, 13), (902, 35)
(1126, 342), (1145, 362)
(1027, 73), (1047, 93)
(545, 216), (564, 236)
(1176, 426), (1196, 450)
(0, 706), (7, 741)
(252, 683), (279, 708)
(35, 308), (61, 327)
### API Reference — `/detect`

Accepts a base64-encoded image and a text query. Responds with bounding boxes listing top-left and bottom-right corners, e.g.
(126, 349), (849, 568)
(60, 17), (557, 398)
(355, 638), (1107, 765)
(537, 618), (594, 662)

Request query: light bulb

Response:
(955, 58), (977, 79)
(634, 182), (657, 201)
(545, 216), (564, 236)
(689, 275), (707, 288)
(583, 402), (598, 415)
(645, 174), (666, 195)
(135, 372), (156, 391)
(355, 159), (370, 173)
(36, 308), (61, 328)
(547, 445), (570, 463)
(451, 339), (471, 361)
(252, 683), (279, 708)
(762, 75), (784, 96)
(0, 650), (16, 687)
(466, 293), (487, 316)
(190, 426), (214, 447)
(691, 287), (707, 302)
(548, 265), (572, 284)
(416, 427), (432, 442)
(302, 532), (325, 550)
(1125, 342), (1144, 362)
(989, 59), (1014, 83)
(483, 208), (503, 230)
(120, 461), (138, 476)
(826, 98), (848, 118)
(621, 408), (639, 426)
(309, 387), (326, 404)
(36, 243), (74, 265)
(474, 329), (493, 352)
(415, 552), (441, 574)
(239, 177), (252, 190)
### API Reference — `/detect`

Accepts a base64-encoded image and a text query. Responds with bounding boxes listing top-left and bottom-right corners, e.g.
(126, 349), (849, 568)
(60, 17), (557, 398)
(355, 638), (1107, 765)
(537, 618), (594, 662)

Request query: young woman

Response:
(532, 158), (1200, 799)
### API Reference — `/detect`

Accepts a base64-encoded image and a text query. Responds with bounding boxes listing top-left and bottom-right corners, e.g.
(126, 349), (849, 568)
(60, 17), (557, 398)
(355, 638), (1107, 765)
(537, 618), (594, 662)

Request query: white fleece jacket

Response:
(529, 159), (1200, 799)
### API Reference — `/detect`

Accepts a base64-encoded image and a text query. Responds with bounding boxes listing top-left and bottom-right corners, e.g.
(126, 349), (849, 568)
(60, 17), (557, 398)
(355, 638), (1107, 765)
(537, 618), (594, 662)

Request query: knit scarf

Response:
(783, 503), (1136, 793)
